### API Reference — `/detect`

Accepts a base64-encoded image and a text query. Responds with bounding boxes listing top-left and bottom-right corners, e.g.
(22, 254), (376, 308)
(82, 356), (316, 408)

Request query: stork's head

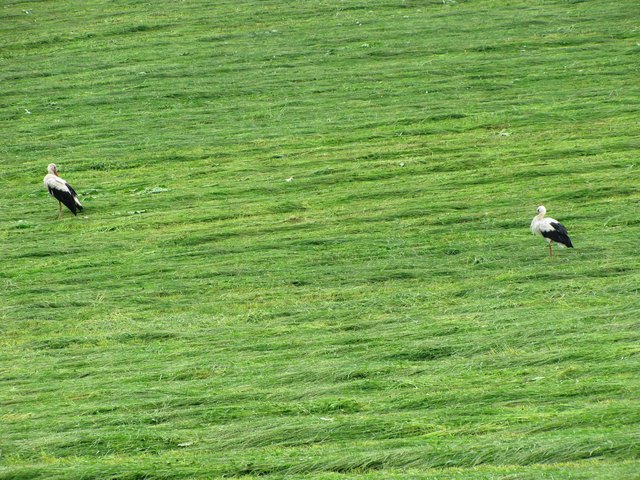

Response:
(536, 205), (546, 215)
(47, 163), (59, 176)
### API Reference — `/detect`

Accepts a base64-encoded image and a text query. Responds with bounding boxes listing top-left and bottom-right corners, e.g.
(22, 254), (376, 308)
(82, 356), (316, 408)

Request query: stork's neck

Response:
(535, 212), (546, 221)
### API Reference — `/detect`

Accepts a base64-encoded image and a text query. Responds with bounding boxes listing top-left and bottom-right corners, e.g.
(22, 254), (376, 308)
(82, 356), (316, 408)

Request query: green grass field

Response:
(1, 0), (639, 478)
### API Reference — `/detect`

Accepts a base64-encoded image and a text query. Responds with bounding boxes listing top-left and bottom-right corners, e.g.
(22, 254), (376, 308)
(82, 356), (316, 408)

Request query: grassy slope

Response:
(1, 0), (639, 478)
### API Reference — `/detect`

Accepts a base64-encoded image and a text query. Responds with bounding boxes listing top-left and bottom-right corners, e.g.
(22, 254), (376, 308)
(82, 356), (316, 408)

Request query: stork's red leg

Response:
(549, 242), (553, 257)
(58, 201), (62, 221)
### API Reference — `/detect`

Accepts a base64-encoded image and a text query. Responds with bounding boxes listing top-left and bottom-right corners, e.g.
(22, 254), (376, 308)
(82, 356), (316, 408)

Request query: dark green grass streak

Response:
(1, 0), (639, 478)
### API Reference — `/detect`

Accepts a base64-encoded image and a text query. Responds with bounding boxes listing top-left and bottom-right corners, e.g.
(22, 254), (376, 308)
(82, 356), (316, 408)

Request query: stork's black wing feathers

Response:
(65, 182), (83, 211)
(51, 187), (79, 215)
(542, 222), (573, 247)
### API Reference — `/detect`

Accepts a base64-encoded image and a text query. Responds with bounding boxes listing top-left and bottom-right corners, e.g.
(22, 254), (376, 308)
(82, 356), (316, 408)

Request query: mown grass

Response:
(1, 0), (639, 478)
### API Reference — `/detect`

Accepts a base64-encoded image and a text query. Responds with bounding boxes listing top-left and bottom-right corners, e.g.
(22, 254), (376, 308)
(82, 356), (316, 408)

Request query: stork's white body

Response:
(43, 174), (79, 200)
(530, 215), (560, 244)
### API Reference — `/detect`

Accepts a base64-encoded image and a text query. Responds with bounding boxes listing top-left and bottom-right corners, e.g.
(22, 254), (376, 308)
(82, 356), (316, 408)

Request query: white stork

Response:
(43, 163), (83, 220)
(531, 205), (573, 257)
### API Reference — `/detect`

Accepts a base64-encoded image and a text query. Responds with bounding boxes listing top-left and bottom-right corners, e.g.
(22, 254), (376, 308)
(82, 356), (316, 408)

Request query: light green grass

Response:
(1, 0), (639, 478)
